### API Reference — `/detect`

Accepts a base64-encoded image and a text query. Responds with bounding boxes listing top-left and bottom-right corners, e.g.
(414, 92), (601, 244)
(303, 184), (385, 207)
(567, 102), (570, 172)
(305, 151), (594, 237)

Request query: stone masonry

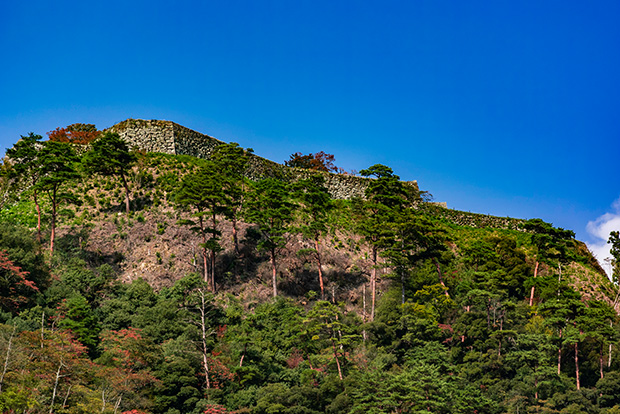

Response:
(108, 118), (418, 200)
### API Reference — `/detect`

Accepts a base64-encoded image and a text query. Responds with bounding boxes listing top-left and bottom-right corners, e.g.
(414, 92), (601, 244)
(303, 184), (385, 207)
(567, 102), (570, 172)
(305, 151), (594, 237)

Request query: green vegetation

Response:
(0, 128), (617, 413)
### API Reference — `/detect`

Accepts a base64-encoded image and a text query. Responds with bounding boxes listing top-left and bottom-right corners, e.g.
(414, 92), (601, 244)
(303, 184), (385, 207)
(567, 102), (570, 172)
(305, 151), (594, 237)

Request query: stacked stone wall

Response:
(109, 119), (176, 154)
(108, 118), (390, 200)
(172, 123), (223, 159)
(107, 119), (525, 231)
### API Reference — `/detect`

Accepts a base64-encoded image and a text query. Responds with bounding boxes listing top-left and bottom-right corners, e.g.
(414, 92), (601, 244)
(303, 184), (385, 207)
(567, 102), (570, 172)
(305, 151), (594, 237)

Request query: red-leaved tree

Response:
(48, 123), (100, 145)
(0, 250), (38, 312)
(285, 151), (345, 173)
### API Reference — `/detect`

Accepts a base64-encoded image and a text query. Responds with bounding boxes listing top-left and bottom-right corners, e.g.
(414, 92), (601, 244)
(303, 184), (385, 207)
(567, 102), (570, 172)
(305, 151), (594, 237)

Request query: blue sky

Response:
(1, 1), (619, 269)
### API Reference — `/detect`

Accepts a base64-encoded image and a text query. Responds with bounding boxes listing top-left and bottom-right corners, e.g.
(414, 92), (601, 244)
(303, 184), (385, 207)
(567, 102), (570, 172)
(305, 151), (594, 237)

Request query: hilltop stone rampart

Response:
(108, 118), (400, 200)
(107, 119), (530, 231)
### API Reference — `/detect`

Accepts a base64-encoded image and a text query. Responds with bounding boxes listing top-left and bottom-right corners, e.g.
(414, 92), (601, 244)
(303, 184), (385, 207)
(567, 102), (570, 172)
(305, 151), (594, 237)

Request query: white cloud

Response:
(586, 197), (620, 277)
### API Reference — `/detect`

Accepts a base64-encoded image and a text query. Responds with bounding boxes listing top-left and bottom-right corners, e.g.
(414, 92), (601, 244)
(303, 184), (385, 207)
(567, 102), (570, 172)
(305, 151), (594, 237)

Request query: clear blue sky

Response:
(1, 1), (619, 267)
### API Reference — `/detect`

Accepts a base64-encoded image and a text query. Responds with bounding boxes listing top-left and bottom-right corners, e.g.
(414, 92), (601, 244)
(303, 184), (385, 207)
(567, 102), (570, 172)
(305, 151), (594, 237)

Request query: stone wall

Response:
(109, 119), (177, 154)
(420, 203), (525, 231)
(107, 118), (404, 200)
(107, 119), (524, 231)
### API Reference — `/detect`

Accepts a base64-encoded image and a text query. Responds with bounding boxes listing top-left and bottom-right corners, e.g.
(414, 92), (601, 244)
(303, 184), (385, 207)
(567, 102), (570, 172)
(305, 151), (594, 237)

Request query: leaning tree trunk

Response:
(371, 245), (377, 322)
(315, 237), (325, 300)
(49, 188), (58, 255)
(120, 173), (131, 214)
(34, 190), (42, 244)
(529, 261), (540, 306)
(600, 343), (605, 379)
(199, 289), (211, 389)
(575, 342), (580, 390)
(433, 258), (449, 297)
(271, 248), (278, 298)
(558, 328), (562, 375)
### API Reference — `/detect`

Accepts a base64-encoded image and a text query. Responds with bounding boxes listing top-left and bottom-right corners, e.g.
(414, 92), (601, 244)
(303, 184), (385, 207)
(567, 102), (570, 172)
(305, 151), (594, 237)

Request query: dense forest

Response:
(0, 124), (619, 414)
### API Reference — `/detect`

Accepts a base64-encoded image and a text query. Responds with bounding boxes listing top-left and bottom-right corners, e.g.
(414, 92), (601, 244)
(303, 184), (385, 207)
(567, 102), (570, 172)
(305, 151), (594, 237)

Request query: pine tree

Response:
(82, 132), (135, 214)
(4, 133), (44, 242)
(175, 162), (227, 292)
(292, 174), (333, 299)
(244, 178), (296, 297)
(35, 141), (80, 255)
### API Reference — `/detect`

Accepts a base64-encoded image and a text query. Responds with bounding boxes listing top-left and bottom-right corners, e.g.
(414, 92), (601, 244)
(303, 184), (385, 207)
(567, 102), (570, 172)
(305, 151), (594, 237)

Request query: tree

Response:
(356, 164), (407, 320)
(82, 132), (136, 214)
(303, 301), (358, 380)
(523, 219), (575, 306)
(0, 224), (49, 306)
(169, 273), (220, 391)
(210, 143), (253, 255)
(96, 327), (158, 412)
(4, 133), (44, 242)
(244, 178), (296, 297)
(36, 141), (80, 254)
(0, 250), (39, 313)
(47, 123), (100, 145)
(176, 162), (227, 292)
(285, 151), (343, 173)
(292, 174), (333, 299)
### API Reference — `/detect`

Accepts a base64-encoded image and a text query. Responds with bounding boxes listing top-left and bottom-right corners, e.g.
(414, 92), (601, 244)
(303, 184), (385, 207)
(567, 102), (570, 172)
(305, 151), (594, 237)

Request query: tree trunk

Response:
(558, 328), (562, 375)
(210, 250), (216, 292)
(200, 289), (211, 389)
(50, 360), (64, 414)
(239, 343), (246, 367)
(211, 212), (217, 292)
(330, 333), (343, 380)
(232, 216), (240, 255)
(50, 189), (57, 255)
(0, 324), (16, 393)
(529, 261), (539, 306)
(101, 389), (106, 413)
(575, 342), (580, 390)
(271, 248), (278, 298)
(62, 385), (72, 409)
(120, 173), (131, 214)
(433, 258), (449, 297)
(315, 238), (325, 300)
(34, 190), (42, 244)
(401, 269), (406, 305)
(362, 284), (367, 342)
(371, 245), (377, 322)
(113, 395), (122, 414)
(600, 343), (605, 379)
(200, 217), (209, 286)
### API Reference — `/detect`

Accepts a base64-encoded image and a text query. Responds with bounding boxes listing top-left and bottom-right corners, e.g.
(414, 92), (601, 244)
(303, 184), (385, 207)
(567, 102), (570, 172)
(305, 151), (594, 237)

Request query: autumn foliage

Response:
(284, 151), (344, 173)
(0, 249), (38, 312)
(47, 123), (100, 145)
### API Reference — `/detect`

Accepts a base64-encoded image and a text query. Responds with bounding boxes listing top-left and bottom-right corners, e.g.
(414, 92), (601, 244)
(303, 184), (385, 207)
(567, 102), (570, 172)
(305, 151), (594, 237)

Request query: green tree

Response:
(82, 132), (136, 214)
(303, 300), (358, 380)
(292, 174), (333, 299)
(176, 162), (227, 291)
(356, 164), (407, 321)
(4, 133), (44, 242)
(244, 178), (296, 297)
(523, 219), (575, 306)
(56, 294), (100, 355)
(210, 142), (253, 255)
(35, 140), (80, 254)
(0, 224), (49, 313)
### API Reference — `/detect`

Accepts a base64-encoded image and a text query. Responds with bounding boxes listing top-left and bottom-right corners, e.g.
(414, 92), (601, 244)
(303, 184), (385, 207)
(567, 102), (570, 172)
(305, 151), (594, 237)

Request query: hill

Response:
(0, 121), (618, 414)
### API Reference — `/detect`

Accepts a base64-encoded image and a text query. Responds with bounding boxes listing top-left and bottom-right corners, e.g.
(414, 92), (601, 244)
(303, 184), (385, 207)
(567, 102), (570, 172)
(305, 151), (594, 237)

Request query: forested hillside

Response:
(0, 127), (619, 414)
